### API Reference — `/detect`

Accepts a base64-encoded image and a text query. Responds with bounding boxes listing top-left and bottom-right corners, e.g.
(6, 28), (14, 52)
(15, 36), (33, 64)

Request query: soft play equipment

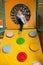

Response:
(0, 0), (43, 65)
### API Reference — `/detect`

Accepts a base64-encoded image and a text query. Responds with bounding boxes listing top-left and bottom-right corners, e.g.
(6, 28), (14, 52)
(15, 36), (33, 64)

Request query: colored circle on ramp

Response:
(2, 45), (12, 53)
(16, 38), (25, 44)
(29, 43), (39, 52)
(6, 32), (14, 38)
(32, 61), (42, 65)
(29, 31), (36, 37)
(17, 52), (27, 62)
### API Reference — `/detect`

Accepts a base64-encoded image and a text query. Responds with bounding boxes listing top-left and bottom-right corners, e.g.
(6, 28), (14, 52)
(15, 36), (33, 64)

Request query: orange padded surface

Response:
(4, 0), (36, 29)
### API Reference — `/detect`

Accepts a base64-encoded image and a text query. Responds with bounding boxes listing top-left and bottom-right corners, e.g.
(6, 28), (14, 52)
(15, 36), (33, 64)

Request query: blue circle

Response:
(3, 45), (12, 53)
(29, 32), (36, 37)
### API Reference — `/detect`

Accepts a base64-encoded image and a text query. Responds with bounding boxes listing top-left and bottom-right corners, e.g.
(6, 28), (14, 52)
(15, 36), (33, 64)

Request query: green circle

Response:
(16, 38), (25, 44)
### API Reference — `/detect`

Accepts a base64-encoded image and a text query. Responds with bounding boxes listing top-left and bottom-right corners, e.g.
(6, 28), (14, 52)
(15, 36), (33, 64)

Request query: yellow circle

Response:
(29, 43), (39, 52)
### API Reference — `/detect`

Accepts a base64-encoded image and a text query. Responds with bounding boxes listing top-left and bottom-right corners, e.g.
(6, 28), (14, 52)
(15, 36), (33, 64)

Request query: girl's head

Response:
(17, 9), (22, 15)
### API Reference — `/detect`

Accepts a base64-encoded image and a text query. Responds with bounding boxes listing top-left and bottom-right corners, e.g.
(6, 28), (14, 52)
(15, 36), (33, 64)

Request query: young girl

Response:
(17, 9), (26, 34)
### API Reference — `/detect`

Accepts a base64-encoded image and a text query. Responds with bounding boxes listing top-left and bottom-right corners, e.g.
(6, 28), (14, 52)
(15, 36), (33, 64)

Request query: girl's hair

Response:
(18, 9), (22, 12)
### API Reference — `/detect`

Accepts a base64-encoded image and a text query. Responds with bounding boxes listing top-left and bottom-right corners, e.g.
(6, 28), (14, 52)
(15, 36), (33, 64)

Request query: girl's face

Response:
(17, 10), (22, 15)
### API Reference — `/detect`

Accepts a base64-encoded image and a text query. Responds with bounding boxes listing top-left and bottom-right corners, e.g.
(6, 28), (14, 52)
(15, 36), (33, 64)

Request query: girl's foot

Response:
(18, 31), (22, 34)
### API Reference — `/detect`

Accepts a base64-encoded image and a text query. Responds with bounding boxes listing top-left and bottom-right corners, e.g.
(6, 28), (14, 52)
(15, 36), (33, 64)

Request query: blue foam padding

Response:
(3, 45), (12, 53)
(29, 32), (36, 37)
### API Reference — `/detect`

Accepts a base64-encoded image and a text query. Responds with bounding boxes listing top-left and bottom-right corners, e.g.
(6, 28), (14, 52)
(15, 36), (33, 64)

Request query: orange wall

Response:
(4, 0), (36, 29)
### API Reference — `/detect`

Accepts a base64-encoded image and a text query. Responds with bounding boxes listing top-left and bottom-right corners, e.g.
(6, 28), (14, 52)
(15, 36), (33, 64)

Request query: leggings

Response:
(17, 17), (24, 31)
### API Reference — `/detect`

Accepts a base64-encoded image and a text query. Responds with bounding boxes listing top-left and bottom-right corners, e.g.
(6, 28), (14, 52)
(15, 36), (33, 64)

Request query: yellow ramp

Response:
(0, 29), (43, 65)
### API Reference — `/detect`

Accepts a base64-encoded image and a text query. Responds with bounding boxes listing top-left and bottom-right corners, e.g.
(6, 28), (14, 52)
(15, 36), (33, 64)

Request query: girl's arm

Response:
(23, 16), (27, 24)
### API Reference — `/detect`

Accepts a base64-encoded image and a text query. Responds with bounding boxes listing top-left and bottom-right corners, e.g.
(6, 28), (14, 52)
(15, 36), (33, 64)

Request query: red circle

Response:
(17, 52), (27, 62)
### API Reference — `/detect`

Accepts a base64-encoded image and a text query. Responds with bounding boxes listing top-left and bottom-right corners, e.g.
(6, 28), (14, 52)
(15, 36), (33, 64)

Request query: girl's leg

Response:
(17, 17), (24, 33)
(20, 23), (24, 32)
